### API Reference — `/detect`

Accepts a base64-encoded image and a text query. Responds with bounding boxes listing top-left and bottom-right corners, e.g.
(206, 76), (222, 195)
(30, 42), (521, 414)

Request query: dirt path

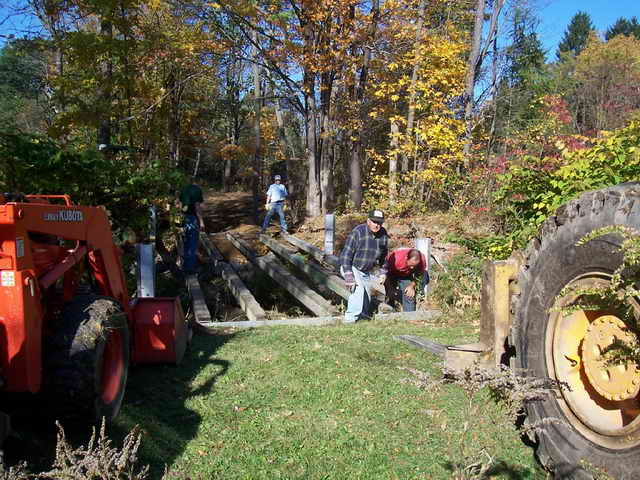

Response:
(200, 190), (270, 263)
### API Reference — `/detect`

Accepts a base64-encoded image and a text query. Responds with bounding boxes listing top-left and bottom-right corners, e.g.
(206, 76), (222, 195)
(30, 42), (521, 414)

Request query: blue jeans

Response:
(262, 201), (287, 232)
(183, 215), (200, 273)
(341, 266), (374, 323)
(389, 277), (416, 312)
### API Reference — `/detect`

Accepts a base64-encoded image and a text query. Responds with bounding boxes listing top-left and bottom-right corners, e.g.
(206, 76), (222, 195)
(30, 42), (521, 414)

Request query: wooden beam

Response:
(260, 234), (351, 299)
(192, 310), (441, 330)
(394, 335), (447, 357)
(220, 263), (266, 322)
(226, 233), (337, 317)
(200, 233), (266, 322)
(281, 233), (340, 270)
(272, 234), (393, 311)
(185, 274), (212, 325)
(199, 233), (226, 263)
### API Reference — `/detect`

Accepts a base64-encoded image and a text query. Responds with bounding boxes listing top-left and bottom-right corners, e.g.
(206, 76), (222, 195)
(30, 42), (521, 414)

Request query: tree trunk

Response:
(348, 0), (379, 209)
(97, 19), (113, 148)
(389, 119), (400, 203)
(166, 71), (182, 167)
(319, 72), (335, 213)
(305, 72), (322, 217)
(463, 0), (504, 159)
(402, 0), (428, 172)
(252, 32), (262, 223)
(462, 0), (486, 159)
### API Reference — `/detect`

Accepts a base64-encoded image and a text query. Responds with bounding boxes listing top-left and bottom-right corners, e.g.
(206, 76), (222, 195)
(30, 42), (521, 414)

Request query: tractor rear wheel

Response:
(514, 183), (640, 479)
(43, 295), (130, 424)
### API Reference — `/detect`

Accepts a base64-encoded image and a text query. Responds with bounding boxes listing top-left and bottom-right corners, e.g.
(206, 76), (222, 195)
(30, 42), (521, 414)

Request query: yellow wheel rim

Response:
(548, 275), (640, 448)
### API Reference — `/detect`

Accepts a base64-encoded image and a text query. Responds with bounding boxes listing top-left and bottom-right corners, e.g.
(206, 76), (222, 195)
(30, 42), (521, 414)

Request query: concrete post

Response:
(415, 237), (432, 297)
(324, 213), (335, 255)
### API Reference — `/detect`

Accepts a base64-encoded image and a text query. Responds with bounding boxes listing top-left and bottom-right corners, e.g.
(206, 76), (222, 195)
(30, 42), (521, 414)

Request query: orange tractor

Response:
(0, 194), (188, 442)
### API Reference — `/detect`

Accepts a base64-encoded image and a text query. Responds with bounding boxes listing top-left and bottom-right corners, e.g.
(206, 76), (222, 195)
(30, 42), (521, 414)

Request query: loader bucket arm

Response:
(0, 199), (132, 392)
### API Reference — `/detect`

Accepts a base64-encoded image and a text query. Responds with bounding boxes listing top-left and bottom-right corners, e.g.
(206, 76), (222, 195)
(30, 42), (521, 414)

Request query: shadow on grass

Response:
(110, 331), (236, 478)
(0, 331), (236, 479)
(442, 460), (541, 479)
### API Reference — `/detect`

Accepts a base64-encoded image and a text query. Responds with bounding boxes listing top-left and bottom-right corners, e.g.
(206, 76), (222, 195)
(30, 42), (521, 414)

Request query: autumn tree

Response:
(362, 0), (468, 212)
(572, 34), (640, 132)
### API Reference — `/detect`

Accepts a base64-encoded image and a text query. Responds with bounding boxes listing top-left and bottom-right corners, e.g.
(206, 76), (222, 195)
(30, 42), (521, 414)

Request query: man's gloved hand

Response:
(343, 271), (356, 292)
(265, 202), (271, 209)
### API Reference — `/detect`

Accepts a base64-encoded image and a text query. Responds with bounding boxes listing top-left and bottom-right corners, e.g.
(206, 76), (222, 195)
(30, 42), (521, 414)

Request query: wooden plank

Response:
(192, 310), (441, 330)
(260, 234), (351, 299)
(185, 274), (212, 324)
(226, 233), (337, 317)
(261, 235), (396, 312)
(281, 233), (340, 270)
(192, 316), (341, 331)
(394, 335), (447, 357)
(200, 233), (266, 322)
(200, 233), (226, 263)
(220, 263), (266, 322)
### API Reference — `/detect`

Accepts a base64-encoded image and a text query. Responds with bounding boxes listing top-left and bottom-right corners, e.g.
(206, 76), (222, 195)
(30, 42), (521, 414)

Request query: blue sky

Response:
(2, 0), (640, 56)
(537, 0), (640, 59)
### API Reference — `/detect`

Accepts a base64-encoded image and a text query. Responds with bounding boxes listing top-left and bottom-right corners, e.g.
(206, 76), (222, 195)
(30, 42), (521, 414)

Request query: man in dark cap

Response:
(339, 209), (389, 323)
(260, 174), (288, 234)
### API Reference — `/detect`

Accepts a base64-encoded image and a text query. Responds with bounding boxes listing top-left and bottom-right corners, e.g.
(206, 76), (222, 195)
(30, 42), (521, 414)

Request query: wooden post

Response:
(415, 237), (432, 296)
(193, 309), (441, 330)
(260, 234), (350, 299)
(324, 213), (335, 255)
(199, 233), (266, 322)
(226, 233), (337, 317)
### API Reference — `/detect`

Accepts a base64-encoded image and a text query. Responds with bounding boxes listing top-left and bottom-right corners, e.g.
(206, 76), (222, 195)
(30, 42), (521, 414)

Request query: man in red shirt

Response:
(384, 248), (429, 312)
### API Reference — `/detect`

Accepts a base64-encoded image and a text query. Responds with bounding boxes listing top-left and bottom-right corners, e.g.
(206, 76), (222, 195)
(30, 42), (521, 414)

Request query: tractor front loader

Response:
(0, 194), (188, 445)
(440, 183), (640, 479)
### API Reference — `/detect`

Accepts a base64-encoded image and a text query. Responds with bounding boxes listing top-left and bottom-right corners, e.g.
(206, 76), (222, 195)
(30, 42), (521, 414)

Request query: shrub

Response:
(0, 132), (186, 237)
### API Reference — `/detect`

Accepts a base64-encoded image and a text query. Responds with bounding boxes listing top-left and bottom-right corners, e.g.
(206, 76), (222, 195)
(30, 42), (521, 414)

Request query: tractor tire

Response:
(43, 295), (130, 424)
(513, 183), (640, 479)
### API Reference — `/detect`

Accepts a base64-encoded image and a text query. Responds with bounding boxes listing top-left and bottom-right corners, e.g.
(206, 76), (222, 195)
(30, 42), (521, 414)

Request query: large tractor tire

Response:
(514, 183), (640, 479)
(43, 295), (130, 424)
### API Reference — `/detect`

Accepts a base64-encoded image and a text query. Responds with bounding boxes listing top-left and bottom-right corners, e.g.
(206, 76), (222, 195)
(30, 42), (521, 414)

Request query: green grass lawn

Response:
(115, 320), (545, 479)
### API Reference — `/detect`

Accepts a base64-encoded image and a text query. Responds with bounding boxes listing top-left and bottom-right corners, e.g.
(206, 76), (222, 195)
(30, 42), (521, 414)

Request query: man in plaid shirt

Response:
(339, 209), (389, 323)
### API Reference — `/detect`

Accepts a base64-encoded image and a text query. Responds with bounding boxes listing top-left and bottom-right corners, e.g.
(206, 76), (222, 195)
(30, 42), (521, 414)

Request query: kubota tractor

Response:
(0, 194), (188, 443)
(441, 183), (640, 478)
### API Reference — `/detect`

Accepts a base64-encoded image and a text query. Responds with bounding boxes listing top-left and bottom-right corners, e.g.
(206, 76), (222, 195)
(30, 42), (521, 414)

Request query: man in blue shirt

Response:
(339, 209), (389, 323)
(260, 175), (288, 234)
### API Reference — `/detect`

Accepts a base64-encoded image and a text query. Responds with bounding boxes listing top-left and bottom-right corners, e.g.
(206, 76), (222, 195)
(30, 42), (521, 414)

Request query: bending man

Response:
(385, 248), (429, 312)
(339, 210), (389, 323)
